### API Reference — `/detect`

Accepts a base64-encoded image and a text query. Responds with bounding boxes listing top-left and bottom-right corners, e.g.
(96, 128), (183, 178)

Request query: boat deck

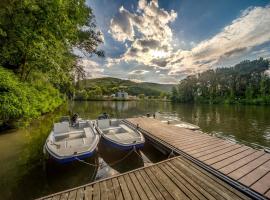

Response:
(38, 156), (250, 200)
(126, 117), (270, 199)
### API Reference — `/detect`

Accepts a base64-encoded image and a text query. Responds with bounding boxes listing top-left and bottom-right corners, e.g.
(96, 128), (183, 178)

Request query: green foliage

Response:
(171, 58), (270, 105)
(75, 77), (173, 99)
(0, 67), (63, 125)
(0, 0), (103, 125)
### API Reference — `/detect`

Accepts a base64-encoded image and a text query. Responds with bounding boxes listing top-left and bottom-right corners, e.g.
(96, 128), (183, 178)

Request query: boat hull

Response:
(45, 145), (96, 164)
(101, 136), (144, 151)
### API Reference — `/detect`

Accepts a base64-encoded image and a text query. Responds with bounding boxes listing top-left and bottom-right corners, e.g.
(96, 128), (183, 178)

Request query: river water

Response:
(0, 101), (269, 199)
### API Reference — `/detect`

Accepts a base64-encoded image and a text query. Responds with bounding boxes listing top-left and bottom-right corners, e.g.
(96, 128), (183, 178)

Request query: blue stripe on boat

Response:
(101, 136), (144, 151)
(49, 150), (96, 164)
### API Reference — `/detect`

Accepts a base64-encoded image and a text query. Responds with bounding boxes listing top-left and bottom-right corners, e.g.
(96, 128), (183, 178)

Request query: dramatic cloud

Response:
(108, 0), (177, 69)
(107, 1), (270, 82)
(169, 5), (270, 75)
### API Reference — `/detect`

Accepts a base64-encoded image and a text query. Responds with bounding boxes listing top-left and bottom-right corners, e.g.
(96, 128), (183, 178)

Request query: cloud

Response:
(107, 1), (270, 83)
(108, 0), (177, 69)
(78, 59), (105, 79)
(128, 70), (149, 75)
(169, 5), (270, 74)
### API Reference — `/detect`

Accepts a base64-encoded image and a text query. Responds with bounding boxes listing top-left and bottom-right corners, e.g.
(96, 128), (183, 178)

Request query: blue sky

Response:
(80, 0), (270, 83)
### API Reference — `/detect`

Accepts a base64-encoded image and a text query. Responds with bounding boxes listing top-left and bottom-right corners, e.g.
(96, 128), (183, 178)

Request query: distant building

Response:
(115, 91), (128, 99)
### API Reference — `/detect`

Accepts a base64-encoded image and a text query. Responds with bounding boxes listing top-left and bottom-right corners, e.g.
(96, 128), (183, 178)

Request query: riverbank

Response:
(184, 96), (270, 105)
(73, 97), (171, 102)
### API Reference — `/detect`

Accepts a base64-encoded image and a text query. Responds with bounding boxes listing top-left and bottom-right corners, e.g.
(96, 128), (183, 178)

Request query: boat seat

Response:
(97, 119), (110, 129)
(84, 127), (94, 138)
(119, 124), (134, 132)
(54, 122), (70, 134)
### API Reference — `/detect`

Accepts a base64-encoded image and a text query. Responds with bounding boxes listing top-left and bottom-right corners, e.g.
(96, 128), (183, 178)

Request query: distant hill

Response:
(77, 77), (175, 96)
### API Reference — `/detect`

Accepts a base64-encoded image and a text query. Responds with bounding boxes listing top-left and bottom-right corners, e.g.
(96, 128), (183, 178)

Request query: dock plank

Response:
(67, 190), (77, 200)
(138, 170), (165, 200)
(228, 153), (270, 180)
(150, 165), (189, 200)
(211, 148), (256, 169)
(38, 117), (268, 200)
(204, 146), (250, 165)
(144, 167), (174, 200)
(238, 160), (270, 186)
(111, 178), (123, 200)
(84, 186), (93, 200)
(38, 156), (250, 200)
(126, 117), (269, 198)
(117, 176), (132, 200)
(159, 164), (202, 200)
(59, 193), (69, 200)
(92, 183), (100, 200)
(251, 172), (270, 195)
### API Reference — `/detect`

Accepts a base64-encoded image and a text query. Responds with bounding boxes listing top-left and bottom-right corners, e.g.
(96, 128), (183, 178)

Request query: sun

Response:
(150, 50), (168, 58)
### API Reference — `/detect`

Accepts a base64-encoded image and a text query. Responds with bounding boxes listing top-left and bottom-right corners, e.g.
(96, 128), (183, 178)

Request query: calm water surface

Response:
(0, 101), (270, 199)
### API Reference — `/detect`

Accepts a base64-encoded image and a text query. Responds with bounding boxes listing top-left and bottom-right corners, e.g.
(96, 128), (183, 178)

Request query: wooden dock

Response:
(126, 117), (270, 199)
(38, 117), (270, 200)
(38, 156), (250, 200)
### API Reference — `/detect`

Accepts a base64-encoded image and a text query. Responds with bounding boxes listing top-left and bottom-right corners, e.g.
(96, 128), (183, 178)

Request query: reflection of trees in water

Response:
(171, 104), (270, 147)
(70, 101), (173, 119)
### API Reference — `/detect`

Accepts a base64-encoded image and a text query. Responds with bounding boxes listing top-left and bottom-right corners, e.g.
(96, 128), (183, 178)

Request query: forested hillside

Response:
(75, 77), (174, 99)
(171, 58), (270, 104)
(0, 0), (103, 126)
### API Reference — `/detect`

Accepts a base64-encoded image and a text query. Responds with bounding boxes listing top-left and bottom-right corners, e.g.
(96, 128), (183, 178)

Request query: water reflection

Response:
(0, 101), (270, 199)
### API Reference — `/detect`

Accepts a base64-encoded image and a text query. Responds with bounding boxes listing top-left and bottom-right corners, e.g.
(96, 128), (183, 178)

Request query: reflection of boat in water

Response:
(44, 116), (100, 163)
(97, 141), (144, 174)
(96, 118), (145, 151)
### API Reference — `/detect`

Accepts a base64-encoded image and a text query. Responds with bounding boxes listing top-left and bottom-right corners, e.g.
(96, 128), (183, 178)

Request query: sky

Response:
(78, 0), (270, 84)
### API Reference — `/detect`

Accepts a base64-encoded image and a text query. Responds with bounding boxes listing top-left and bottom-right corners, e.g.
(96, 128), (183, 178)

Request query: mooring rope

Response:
(75, 147), (135, 168)
(75, 146), (153, 169)
(133, 148), (152, 164)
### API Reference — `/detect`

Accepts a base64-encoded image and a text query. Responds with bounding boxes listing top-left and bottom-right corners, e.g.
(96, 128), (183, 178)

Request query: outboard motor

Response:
(98, 112), (110, 120)
(71, 113), (79, 126)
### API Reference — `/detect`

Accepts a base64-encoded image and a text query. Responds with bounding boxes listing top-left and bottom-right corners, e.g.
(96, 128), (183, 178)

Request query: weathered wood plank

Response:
(238, 160), (270, 186)
(134, 171), (157, 200)
(52, 195), (60, 200)
(228, 153), (270, 180)
(159, 163), (202, 200)
(92, 183), (100, 200)
(182, 139), (225, 152)
(150, 165), (189, 200)
(219, 151), (265, 174)
(198, 144), (243, 161)
(144, 167), (174, 200)
(100, 181), (109, 200)
(106, 179), (116, 200)
(117, 176), (132, 200)
(176, 157), (251, 200)
(138, 170), (165, 200)
(172, 158), (245, 200)
(75, 188), (84, 200)
(211, 149), (255, 169)
(59, 193), (69, 200)
(111, 178), (123, 200)
(123, 174), (140, 200)
(205, 146), (250, 165)
(84, 186), (93, 200)
(67, 190), (77, 200)
(251, 172), (270, 195)
(129, 173), (149, 200)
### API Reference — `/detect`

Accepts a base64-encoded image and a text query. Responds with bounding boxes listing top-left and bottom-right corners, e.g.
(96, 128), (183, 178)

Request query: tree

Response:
(0, 0), (104, 89)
